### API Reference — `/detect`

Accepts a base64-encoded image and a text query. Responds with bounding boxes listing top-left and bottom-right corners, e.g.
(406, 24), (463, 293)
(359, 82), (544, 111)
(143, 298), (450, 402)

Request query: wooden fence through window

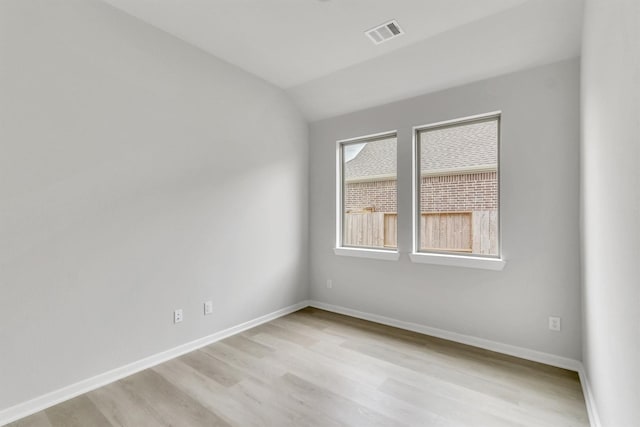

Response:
(420, 212), (472, 252)
(343, 212), (397, 248)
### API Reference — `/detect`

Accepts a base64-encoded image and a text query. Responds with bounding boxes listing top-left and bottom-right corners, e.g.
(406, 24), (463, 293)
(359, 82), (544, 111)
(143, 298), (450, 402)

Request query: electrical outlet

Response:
(204, 301), (213, 315)
(326, 279), (333, 289)
(548, 316), (561, 331)
(174, 309), (183, 324)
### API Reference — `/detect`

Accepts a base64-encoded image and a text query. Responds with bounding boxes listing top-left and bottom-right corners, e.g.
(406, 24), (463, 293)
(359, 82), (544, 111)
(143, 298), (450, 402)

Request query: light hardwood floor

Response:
(8, 308), (589, 427)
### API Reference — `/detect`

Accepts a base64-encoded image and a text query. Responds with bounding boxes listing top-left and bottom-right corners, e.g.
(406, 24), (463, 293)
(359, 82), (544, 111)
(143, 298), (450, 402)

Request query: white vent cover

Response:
(365, 20), (404, 45)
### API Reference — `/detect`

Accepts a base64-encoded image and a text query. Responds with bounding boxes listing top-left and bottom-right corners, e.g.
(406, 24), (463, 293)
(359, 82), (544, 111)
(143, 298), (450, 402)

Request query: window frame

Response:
(411, 112), (505, 270)
(335, 130), (400, 260)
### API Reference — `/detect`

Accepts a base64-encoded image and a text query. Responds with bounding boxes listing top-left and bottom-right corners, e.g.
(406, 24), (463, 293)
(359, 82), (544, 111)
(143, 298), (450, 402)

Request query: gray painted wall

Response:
(309, 59), (581, 360)
(0, 0), (308, 410)
(581, 0), (640, 425)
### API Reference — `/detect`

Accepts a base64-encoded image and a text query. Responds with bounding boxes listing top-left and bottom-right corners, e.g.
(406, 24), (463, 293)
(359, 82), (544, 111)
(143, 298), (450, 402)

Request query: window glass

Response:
(417, 116), (499, 256)
(341, 135), (397, 250)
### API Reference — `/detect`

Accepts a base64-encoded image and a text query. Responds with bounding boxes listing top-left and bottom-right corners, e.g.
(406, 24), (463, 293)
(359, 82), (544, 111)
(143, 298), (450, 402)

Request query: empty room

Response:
(1, 0), (638, 426)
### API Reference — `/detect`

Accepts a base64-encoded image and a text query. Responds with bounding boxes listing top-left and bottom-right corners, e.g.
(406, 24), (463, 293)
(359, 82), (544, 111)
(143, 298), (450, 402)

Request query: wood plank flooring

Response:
(7, 308), (590, 427)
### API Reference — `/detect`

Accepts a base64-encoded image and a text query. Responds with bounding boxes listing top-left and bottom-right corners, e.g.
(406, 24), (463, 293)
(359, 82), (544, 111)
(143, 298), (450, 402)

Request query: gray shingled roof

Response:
(344, 136), (396, 180)
(344, 119), (497, 181)
(421, 119), (497, 171)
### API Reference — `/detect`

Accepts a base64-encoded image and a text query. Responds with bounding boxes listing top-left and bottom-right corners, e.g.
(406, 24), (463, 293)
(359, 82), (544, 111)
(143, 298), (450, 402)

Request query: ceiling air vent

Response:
(365, 20), (404, 45)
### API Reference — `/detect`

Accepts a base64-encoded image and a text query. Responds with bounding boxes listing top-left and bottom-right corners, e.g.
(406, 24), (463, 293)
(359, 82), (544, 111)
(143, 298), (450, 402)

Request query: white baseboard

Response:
(0, 300), (310, 426)
(577, 365), (602, 427)
(309, 300), (581, 371)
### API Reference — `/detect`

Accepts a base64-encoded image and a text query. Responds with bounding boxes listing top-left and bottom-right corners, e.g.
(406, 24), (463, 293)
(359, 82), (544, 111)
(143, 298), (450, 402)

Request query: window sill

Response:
(334, 247), (400, 261)
(409, 252), (506, 271)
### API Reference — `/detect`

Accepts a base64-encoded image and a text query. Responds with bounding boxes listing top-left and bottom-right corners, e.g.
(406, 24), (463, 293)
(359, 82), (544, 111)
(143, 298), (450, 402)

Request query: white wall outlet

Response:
(174, 309), (183, 324)
(548, 316), (561, 331)
(326, 279), (333, 289)
(204, 301), (213, 315)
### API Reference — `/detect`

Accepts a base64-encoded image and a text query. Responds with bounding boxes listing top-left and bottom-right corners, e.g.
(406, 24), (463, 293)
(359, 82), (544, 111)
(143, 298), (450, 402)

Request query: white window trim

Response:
(411, 111), (506, 270)
(335, 130), (399, 261)
(409, 252), (506, 270)
(334, 247), (400, 261)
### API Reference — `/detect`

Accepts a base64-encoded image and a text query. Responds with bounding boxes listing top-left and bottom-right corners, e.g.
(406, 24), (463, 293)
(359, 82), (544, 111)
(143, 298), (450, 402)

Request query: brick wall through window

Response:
(344, 171), (497, 213)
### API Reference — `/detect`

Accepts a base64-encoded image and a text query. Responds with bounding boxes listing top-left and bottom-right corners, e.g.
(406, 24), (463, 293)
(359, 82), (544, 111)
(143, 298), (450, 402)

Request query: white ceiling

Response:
(101, 0), (584, 121)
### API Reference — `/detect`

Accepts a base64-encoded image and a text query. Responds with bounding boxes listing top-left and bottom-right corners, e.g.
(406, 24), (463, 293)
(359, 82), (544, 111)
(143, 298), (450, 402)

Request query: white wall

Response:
(0, 0), (308, 411)
(581, 0), (640, 425)
(309, 59), (582, 360)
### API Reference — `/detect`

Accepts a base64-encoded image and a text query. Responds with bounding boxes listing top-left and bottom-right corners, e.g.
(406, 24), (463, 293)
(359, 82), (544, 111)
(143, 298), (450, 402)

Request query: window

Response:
(414, 113), (500, 258)
(337, 132), (397, 253)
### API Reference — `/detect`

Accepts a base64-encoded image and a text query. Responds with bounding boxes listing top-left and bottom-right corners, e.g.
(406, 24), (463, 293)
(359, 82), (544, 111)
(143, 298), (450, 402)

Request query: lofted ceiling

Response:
(101, 0), (584, 121)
